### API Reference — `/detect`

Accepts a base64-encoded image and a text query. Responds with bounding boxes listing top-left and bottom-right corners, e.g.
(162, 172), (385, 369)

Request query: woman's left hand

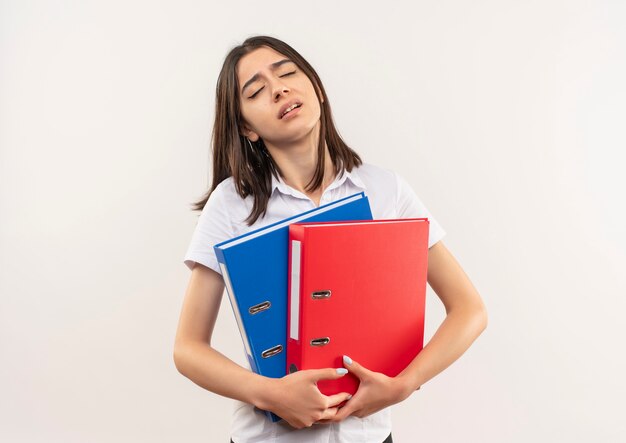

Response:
(316, 355), (413, 423)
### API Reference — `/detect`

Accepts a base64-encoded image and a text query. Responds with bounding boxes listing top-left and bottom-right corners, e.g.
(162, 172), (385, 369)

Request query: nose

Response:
(272, 80), (290, 101)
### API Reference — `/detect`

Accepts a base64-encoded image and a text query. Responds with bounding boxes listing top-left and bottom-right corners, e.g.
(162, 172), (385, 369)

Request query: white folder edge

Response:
(290, 240), (301, 341)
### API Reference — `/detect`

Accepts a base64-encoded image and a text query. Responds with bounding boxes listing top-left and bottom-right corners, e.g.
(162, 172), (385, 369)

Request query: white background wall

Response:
(1, 1), (625, 441)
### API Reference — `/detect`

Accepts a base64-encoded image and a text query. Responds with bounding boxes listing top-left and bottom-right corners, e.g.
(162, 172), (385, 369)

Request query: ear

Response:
(241, 125), (260, 142)
(245, 132), (260, 142)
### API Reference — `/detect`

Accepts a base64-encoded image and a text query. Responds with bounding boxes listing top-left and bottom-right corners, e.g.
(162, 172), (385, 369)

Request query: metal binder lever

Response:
(310, 337), (330, 346)
(311, 290), (331, 300)
(249, 301), (271, 314)
(261, 345), (283, 358)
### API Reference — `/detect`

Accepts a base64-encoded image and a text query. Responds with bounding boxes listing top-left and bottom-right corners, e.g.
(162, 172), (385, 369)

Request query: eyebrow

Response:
(241, 58), (295, 95)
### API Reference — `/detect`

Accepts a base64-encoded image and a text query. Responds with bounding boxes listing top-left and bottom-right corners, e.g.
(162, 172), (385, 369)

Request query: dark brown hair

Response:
(191, 35), (363, 225)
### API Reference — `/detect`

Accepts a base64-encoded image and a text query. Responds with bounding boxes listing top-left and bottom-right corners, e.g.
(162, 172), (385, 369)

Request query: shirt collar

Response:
(271, 166), (367, 198)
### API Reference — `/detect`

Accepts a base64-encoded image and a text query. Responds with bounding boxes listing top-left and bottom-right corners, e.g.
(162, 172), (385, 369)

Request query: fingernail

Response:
(347, 394), (352, 400)
(336, 368), (348, 375)
(343, 355), (352, 365)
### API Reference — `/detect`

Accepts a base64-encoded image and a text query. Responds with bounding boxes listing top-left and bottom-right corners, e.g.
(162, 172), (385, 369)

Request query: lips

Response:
(278, 100), (303, 119)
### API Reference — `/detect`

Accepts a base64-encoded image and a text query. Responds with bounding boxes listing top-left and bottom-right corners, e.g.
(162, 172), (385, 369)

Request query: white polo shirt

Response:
(183, 162), (446, 443)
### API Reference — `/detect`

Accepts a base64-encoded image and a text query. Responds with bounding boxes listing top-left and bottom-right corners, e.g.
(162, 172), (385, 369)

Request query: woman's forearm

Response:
(174, 306), (487, 408)
(174, 342), (356, 428)
(174, 341), (271, 408)
(397, 306), (488, 393)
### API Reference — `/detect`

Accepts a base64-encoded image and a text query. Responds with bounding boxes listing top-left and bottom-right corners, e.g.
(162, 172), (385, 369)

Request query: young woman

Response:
(174, 35), (488, 443)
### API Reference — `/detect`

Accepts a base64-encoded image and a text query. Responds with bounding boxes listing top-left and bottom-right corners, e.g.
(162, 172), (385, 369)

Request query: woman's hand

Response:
(257, 368), (353, 429)
(317, 355), (413, 423)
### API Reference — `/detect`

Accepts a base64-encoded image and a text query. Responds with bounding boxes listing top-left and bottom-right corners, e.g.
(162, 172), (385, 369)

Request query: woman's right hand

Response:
(257, 368), (352, 429)
(176, 265), (351, 430)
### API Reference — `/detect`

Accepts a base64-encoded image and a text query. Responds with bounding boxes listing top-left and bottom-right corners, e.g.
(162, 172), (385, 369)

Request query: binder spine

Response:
(215, 248), (257, 374)
(286, 225), (304, 375)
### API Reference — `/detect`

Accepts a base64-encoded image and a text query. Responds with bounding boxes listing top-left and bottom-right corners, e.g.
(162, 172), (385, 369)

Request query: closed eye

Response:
(249, 71), (297, 99)
(250, 87), (264, 99)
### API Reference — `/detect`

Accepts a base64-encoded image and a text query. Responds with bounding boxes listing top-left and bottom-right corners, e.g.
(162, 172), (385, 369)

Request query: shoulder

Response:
(202, 176), (257, 231)
(205, 177), (238, 206)
(202, 177), (252, 216)
(356, 162), (424, 200)
(195, 177), (241, 231)
(353, 161), (406, 200)
(184, 177), (240, 273)
(348, 162), (404, 219)
(353, 162), (397, 185)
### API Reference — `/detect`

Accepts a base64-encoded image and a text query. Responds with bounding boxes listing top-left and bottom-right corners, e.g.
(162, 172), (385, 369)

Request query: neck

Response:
(263, 122), (336, 194)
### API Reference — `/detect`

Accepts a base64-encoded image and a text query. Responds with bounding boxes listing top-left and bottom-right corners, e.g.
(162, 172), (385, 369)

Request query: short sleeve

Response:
(395, 171), (446, 248)
(183, 183), (235, 275)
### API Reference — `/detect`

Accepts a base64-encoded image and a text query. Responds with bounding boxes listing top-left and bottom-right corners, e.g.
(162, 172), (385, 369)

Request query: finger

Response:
(310, 367), (350, 383)
(331, 401), (357, 422)
(325, 392), (353, 408)
(343, 355), (369, 378)
(343, 355), (367, 374)
(318, 406), (339, 421)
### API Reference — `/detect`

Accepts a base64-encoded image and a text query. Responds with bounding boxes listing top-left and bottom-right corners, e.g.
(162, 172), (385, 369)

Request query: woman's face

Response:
(237, 46), (322, 148)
